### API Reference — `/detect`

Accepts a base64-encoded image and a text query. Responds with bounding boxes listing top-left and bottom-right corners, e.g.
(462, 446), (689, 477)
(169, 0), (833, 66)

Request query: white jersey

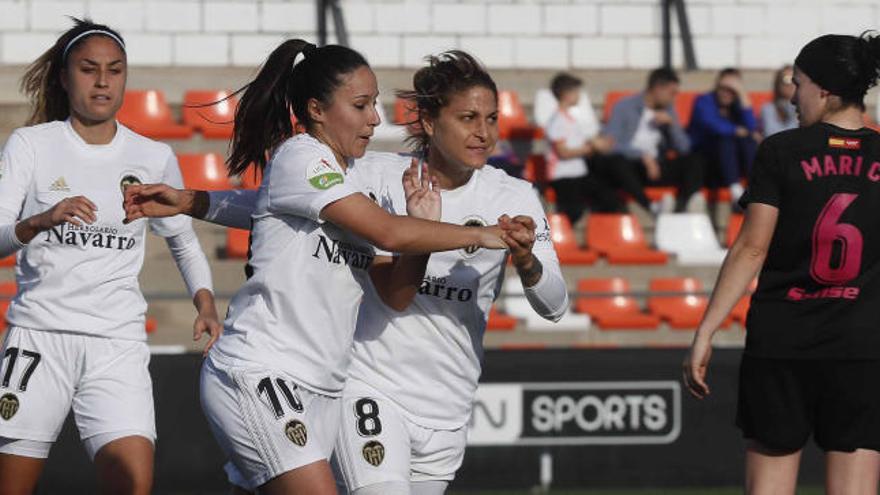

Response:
(545, 110), (588, 181)
(211, 133), (375, 396)
(348, 153), (561, 430)
(0, 120), (194, 340)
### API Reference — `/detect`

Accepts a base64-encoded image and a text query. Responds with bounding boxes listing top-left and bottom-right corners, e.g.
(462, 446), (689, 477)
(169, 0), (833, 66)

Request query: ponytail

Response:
(227, 40), (369, 177)
(20, 17), (125, 125)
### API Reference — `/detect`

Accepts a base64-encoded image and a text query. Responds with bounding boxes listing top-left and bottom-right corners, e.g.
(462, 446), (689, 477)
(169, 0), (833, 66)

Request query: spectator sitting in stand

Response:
(544, 73), (622, 224)
(688, 67), (759, 208)
(760, 65), (798, 138)
(595, 67), (704, 214)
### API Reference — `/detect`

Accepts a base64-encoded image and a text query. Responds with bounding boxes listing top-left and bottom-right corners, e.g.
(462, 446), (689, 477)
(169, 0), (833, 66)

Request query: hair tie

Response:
(62, 29), (125, 63)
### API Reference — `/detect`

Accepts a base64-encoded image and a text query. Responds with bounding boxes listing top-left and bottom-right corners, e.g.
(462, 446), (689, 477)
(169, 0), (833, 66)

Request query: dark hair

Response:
(717, 67), (742, 80)
(20, 17), (125, 125)
(829, 31), (880, 110)
(647, 67), (680, 89)
(397, 50), (498, 156)
(227, 40), (369, 176)
(550, 73), (582, 100)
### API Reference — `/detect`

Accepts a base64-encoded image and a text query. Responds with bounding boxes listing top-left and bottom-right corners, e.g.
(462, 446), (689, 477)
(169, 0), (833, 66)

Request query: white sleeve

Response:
(149, 153), (194, 237)
(0, 132), (35, 258)
(267, 143), (359, 222)
(205, 189), (258, 229)
(520, 189), (569, 322)
(164, 229), (213, 298)
(577, 92), (601, 139)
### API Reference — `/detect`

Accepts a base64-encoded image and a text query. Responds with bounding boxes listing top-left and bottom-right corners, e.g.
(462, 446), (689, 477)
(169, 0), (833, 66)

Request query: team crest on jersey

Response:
(0, 393), (19, 420)
(460, 215), (488, 258)
(306, 159), (344, 190)
(284, 419), (308, 446)
(362, 440), (385, 467)
(119, 172), (143, 193)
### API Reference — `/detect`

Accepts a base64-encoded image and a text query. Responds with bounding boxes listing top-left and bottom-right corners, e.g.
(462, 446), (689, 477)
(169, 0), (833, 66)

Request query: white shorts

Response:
(200, 356), (341, 490)
(0, 327), (155, 458)
(333, 380), (466, 492)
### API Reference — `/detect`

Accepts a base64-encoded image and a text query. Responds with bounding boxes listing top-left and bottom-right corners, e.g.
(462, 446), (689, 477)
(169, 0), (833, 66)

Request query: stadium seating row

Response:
(486, 276), (755, 332)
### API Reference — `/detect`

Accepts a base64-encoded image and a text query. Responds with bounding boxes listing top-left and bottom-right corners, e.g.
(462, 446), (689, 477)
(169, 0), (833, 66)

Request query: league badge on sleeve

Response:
(284, 419), (308, 446)
(307, 159), (344, 190)
(362, 440), (385, 467)
(0, 393), (19, 421)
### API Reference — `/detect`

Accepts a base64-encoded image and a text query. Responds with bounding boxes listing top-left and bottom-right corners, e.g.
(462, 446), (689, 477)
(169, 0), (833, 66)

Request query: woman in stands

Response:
(685, 32), (880, 494)
(125, 40), (512, 494)
(760, 65), (798, 138)
(0, 19), (221, 495)
(124, 49), (568, 494)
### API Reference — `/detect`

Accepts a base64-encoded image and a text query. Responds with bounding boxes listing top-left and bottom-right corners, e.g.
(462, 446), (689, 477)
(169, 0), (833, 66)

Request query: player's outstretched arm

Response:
(684, 202), (777, 399)
(124, 184), (257, 229)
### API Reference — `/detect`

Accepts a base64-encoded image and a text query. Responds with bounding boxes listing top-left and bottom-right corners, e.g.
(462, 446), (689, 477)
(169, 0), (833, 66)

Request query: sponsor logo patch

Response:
(307, 159), (344, 190)
(49, 176), (70, 192)
(0, 393), (20, 421)
(284, 419), (308, 446)
(362, 440), (385, 466)
(829, 137), (861, 150)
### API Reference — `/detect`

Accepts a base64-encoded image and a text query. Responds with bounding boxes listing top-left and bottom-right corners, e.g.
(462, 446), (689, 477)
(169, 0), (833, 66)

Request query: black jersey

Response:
(741, 123), (880, 359)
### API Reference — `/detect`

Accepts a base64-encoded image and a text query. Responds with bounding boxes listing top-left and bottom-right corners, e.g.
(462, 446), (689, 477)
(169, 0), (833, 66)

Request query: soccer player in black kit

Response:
(684, 32), (880, 494)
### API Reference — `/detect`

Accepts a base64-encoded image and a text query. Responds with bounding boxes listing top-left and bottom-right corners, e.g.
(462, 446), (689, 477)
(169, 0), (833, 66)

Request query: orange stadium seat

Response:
(239, 163), (263, 190)
(117, 90), (193, 139)
(575, 278), (660, 330)
(647, 277), (711, 330)
(726, 213), (744, 248)
(748, 91), (773, 119)
(522, 155), (548, 185)
(226, 228), (250, 259)
(602, 90), (635, 122)
(498, 90), (543, 140)
(487, 306), (517, 331)
(644, 186), (677, 202)
(393, 97), (420, 136)
(0, 282), (15, 299)
(675, 91), (698, 128)
(177, 153), (233, 191)
(0, 255), (13, 268)
(146, 318), (157, 334)
(585, 214), (668, 264)
(0, 299), (8, 332)
(548, 213), (598, 265)
(727, 278), (757, 326)
(182, 89), (237, 139)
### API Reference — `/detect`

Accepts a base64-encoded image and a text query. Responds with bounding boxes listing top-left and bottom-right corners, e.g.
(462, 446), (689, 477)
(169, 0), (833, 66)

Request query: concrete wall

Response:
(0, 0), (875, 70)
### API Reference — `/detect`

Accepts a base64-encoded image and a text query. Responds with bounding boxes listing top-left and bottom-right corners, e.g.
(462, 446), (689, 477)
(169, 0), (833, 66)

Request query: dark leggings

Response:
(697, 135), (757, 187)
(551, 173), (623, 224)
(590, 153), (704, 212)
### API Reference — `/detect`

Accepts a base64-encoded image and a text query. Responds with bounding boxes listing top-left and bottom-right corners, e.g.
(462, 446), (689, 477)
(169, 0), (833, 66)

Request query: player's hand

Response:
(402, 158), (441, 221)
(39, 196), (98, 228)
(193, 294), (223, 357)
(643, 154), (662, 181)
(591, 135), (615, 154)
(735, 126), (750, 138)
(498, 214), (536, 269)
(477, 225), (508, 250)
(123, 184), (193, 223)
(653, 110), (673, 126)
(683, 333), (713, 399)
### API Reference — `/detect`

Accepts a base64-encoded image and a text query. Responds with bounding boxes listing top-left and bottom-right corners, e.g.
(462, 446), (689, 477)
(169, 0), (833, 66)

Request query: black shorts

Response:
(736, 354), (880, 453)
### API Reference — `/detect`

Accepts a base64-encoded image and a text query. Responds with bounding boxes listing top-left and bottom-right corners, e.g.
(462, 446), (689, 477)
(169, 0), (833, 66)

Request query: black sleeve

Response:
(739, 139), (782, 210)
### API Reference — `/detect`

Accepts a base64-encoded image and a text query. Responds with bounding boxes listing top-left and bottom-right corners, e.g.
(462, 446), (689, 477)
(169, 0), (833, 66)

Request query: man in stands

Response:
(593, 68), (704, 213)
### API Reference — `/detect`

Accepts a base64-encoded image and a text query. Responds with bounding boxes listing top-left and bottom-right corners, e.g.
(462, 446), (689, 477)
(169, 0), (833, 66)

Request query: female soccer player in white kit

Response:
(125, 50), (567, 495)
(125, 40), (510, 494)
(0, 19), (220, 495)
